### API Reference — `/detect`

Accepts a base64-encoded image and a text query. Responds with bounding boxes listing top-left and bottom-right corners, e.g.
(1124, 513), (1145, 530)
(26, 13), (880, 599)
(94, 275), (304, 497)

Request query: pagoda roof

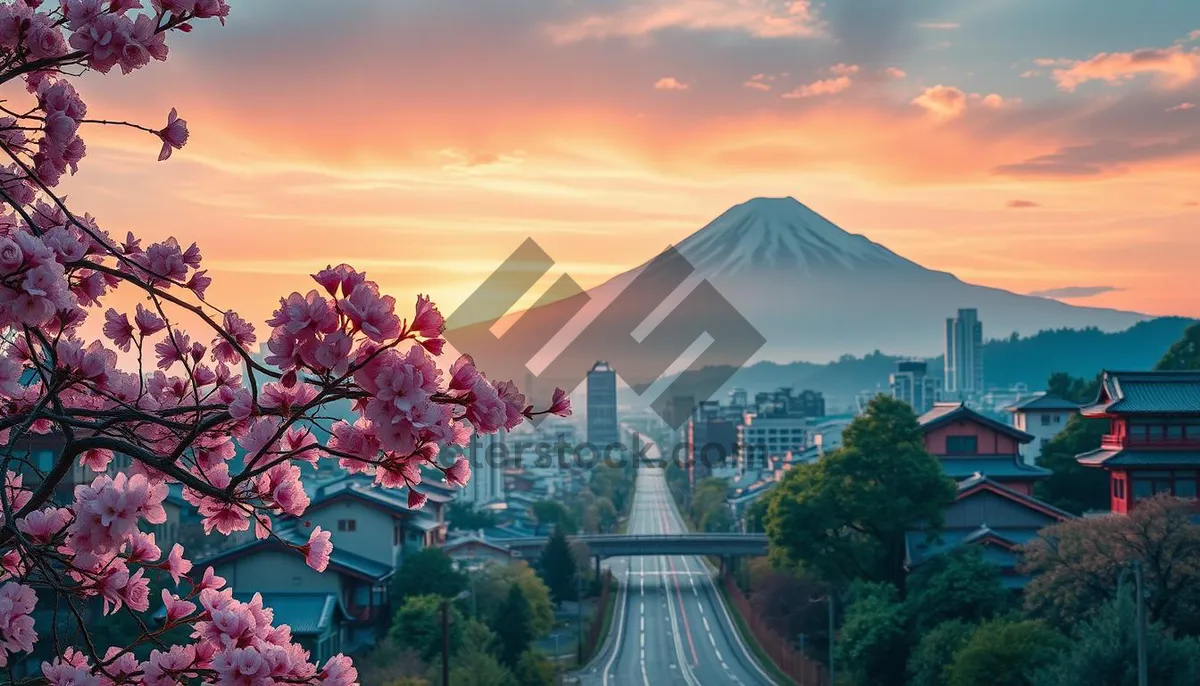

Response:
(1082, 371), (1200, 417)
(919, 403), (1034, 444)
(1076, 448), (1200, 468)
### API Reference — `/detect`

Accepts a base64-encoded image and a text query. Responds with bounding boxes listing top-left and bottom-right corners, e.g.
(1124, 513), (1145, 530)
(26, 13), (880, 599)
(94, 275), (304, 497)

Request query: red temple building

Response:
(1076, 371), (1200, 514)
(918, 402), (1051, 494)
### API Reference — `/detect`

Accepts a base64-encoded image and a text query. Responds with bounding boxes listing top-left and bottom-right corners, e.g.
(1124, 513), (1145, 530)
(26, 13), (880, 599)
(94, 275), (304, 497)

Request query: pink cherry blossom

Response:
(549, 387), (572, 416)
(134, 302), (166, 335)
(212, 310), (256, 363)
(0, 236), (22, 272)
(412, 294), (445, 339)
(407, 489), (428, 509)
(161, 589), (196, 624)
(102, 308), (134, 351)
(321, 654), (358, 686)
(165, 543), (192, 584)
(303, 526), (332, 572)
(444, 456), (472, 487)
(156, 108), (188, 160)
(339, 281), (401, 343)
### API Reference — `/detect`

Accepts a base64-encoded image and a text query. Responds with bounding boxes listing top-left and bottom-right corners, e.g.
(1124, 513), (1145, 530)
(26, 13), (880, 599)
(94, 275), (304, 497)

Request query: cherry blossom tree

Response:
(0, 2), (570, 684)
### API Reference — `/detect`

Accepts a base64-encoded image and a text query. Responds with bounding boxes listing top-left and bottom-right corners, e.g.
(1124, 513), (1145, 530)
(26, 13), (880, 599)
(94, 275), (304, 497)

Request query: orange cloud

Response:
(1007, 199), (1041, 208)
(781, 75), (852, 99)
(829, 63), (859, 76)
(885, 67), (907, 79)
(1167, 102), (1196, 112)
(1052, 46), (1200, 91)
(545, 0), (823, 43)
(743, 74), (774, 91)
(975, 93), (1020, 109)
(911, 85), (967, 119)
(655, 76), (690, 91)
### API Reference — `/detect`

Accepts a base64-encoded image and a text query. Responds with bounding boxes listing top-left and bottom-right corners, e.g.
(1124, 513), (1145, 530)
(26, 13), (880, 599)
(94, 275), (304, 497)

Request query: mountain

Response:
(448, 196), (1150, 406)
(670, 317), (1195, 410)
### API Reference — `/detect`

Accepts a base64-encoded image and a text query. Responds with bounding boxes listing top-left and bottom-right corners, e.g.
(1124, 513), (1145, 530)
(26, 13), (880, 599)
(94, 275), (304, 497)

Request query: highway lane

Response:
(581, 464), (776, 685)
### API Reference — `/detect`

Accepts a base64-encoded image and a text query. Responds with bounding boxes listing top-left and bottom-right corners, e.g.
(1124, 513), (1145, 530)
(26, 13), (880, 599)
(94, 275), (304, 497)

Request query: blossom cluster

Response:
(0, 0), (571, 683)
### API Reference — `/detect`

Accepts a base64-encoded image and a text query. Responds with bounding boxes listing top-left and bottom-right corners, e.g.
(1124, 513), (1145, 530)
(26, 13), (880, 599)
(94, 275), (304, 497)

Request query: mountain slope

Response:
(448, 196), (1149, 404)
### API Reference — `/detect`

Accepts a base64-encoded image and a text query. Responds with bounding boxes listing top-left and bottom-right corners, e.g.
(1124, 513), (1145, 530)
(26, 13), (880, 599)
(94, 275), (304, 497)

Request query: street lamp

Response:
(442, 589), (471, 686)
(808, 594), (835, 686)
(1116, 561), (1149, 686)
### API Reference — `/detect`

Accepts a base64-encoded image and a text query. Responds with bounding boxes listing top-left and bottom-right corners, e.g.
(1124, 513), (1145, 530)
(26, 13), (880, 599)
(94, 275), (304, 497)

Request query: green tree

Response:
(1046, 372), (1101, 404)
(472, 562), (554, 637)
(513, 650), (556, 686)
(765, 395), (956, 595)
(355, 640), (429, 686)
(392, 547), (467, 602)
(494, 584), (536, 669)
(839, 582), (911, 686)
(531, 500), (577, 534)
(1033, 414), (1109, 514)
(907, 548), (1011, 631)
(447, 501), (498, 532)
(946, 619), (1067, 686)
(388, 595), (463, 664)
(1033, 593), (1200, 686)
(1156, 322), (1200, 370)
(744, 498), (768, 533)
(909, 620), (972, 686)
(538, 526), (579, 605)
(701, 505), (735, 532)
(588, 497), (618, 533)
(447, 647), (517, 686)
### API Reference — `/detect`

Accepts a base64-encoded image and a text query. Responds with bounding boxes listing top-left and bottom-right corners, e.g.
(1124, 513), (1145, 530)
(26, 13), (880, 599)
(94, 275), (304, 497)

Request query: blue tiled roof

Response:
(942, 457), (1051, 481)
(920, 403), (1034, 443)
(1086, 371), (1200, 415)
(1006, 394), (1080, 412)
(906, 526), (1041, 566)
(1077, 448), (1200, 467)
(234, 593), (348, 636)
(955, 475), (1076, 520)
(197, 524), (395, 582)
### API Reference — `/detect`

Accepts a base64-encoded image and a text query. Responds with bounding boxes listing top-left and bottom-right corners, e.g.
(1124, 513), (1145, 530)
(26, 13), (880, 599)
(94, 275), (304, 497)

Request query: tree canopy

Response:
(393, 547), (468, 602)
(494, 584), (536, 669)
(1156, 322), (1200, 370)
(945, 619), (1067, 686)
(907, 548), (1012, 632)
(1020, 494), (1200, 636)
(765, 395), (956, 594)
(538, 526), (580, 605)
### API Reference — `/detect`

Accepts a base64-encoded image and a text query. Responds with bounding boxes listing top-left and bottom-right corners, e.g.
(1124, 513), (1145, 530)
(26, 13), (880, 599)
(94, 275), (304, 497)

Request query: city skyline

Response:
(57, 0), (1200, 331)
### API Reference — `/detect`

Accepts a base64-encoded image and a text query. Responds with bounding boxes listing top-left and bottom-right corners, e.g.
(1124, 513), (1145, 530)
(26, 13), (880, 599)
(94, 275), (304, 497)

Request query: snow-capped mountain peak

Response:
(675, 196), (918, 276)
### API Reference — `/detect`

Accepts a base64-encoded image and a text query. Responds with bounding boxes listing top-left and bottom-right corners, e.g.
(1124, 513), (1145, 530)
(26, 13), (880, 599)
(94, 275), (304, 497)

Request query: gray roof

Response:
(905, 525), (1040, 567)
(1006, 394), (1081, 413)
(234, 592), (349, 636)
(955, 474), (1076, 520)
(197, 524), (395, 582)
(1077, 448), (1200, 468)
(919, 403), (1034, 444)
(1084, 371), (1200, 416)
(942, 458), (1051, 481)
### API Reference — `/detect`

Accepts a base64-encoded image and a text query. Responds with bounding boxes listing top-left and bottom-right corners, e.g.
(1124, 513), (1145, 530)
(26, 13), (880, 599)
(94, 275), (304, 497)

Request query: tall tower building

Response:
(890, 359), (942, 414)
(944, 308), (983, 398)
(586, 361), (619, 448)
(460, 430), (506, 505)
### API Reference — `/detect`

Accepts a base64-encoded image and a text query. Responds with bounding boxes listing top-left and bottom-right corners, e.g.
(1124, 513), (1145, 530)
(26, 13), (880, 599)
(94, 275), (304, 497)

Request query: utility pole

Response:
(576, 565), (584, 663)
(1135, 561), (1148, 686)
(828, 594), (836, 686)
(441, 598), (451, 686)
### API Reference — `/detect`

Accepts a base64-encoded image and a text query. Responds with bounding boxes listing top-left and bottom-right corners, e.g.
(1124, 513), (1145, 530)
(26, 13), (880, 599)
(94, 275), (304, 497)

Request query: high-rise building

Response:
(944, 308), (983, 397)
(586, 361), (619, 448)
(460, 430), (507, 505)
(890, 359), (942, 414)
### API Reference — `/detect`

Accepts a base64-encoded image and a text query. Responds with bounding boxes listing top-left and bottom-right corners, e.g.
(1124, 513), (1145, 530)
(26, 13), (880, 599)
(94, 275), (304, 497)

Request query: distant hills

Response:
(661, 316), (1196, 410)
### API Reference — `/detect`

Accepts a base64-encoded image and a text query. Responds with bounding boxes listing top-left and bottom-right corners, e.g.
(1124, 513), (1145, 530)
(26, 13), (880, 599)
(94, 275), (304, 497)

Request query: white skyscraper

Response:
(944, 308), (983, 398)
(459, 430), (507, 505)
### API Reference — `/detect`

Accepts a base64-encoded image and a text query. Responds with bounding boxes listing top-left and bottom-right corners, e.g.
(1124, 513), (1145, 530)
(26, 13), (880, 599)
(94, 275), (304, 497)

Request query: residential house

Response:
(1007, 394), (1080, 465)
(443, 531), (516, 568)
(906, 475), (1073, 587)
(919, 402), (1051, 494)
(1075, 370), (1200, 514)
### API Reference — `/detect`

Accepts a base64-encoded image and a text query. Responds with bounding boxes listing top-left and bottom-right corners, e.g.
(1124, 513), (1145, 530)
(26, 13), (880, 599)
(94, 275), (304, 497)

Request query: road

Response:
(579, 464), (777, 685)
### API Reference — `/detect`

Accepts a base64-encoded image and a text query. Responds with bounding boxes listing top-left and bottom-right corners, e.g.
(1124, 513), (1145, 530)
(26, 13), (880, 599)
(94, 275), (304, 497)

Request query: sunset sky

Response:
(61, 0), (1200, 333)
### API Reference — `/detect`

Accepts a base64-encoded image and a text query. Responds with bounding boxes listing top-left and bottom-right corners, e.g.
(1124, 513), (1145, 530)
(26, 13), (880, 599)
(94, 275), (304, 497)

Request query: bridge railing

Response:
(722, 574), (827, 686)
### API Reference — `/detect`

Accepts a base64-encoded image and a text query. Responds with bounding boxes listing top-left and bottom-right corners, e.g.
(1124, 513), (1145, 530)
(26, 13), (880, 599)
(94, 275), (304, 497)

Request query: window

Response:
(1176, 478), (1197, 499)
(1041, 414), (1052, 427)
(945, 435), (978, 455)
(337, 519), (356, 532)
(1132, 479), (1154, 499)
(1055, 415), (1062, 424)
(1166, 425), (1184, 441)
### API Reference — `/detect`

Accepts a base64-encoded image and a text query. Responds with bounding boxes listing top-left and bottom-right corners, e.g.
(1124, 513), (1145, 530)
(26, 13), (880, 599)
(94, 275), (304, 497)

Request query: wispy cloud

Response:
(1028, 286), (1122, 299)
(655, 76), (690, 91)
(1050, 46), (1200, 91)
(743, 73), (775, 91)
(545, 0), (824, 43)
(1167, 102), (1196, 112)
(1007, 199), (1041, 208)
(884, 67), (907, 79)
(917, 21), (960, 30)
(781, 75), (852, 99)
